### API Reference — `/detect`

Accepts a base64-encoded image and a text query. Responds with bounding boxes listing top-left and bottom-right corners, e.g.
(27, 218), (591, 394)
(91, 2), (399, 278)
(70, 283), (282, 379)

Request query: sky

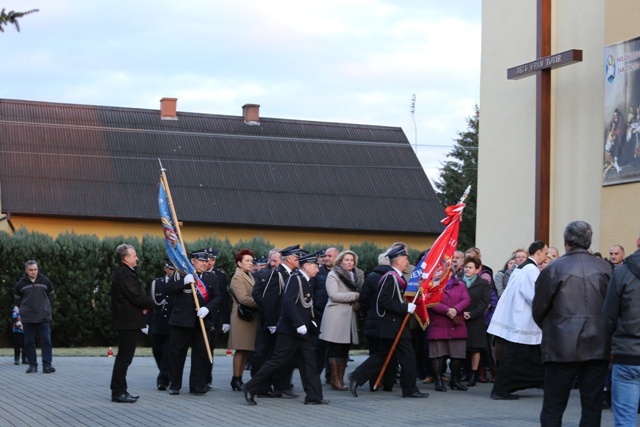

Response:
(1, 0), (481, 184)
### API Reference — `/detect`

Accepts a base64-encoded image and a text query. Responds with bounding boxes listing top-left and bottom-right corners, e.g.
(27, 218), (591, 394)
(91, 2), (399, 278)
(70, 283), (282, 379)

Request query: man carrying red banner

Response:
(348, 246), (429, 399)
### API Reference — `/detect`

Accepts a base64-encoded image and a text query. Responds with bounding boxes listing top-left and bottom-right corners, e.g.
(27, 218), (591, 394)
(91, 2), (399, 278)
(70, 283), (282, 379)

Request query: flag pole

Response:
(159, 160), (213, 363)
(372, 185), (471, 390)
(372, 286), (423, 390)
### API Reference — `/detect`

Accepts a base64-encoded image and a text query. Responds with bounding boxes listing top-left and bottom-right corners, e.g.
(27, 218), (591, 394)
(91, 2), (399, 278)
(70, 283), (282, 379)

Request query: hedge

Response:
(0, 229), (421, 347)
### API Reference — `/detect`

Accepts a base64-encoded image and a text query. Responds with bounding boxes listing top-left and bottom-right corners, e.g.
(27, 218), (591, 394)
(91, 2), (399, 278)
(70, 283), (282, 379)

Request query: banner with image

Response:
(604, 35), (640, 185)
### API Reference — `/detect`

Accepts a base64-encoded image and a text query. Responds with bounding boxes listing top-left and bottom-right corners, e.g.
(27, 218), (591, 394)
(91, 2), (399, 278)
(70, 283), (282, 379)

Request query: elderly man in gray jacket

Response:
(533, 220), (612, 427)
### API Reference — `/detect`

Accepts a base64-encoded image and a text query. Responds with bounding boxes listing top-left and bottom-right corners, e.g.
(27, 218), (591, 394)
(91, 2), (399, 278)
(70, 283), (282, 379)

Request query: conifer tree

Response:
(434, 105), (479, 252)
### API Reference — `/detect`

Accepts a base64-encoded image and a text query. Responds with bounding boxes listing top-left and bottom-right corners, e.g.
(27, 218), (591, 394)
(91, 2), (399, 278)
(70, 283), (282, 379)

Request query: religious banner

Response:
(604, 36), (640, 185)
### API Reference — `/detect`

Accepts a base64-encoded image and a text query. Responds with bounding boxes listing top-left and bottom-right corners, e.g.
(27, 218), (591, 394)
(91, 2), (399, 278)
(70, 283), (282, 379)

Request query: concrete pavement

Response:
(0, 354), (617, 427)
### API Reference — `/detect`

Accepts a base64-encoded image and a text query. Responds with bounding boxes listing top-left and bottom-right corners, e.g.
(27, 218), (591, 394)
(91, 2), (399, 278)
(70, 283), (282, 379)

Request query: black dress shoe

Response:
(168, 388), (180, 395)
(157, 384), (167, 391)
(403, 391), (429, 398)
(276, 389), (299, 399)
(243, 384), (256, 405)
(304, 398), (330, 405)
(125, 392), (139, 399)
(490, 392), (520, 400)
(42, 365), (56, 374)
(348, 374), (359, 398)
(112, 393), (137, 403)
(189, 387), (208, 395)
(26, 366), (37, 374)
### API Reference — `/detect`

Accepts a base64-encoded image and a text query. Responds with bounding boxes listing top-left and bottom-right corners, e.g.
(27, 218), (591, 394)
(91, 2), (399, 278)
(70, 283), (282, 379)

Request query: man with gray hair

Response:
(533, 220), (612, 426)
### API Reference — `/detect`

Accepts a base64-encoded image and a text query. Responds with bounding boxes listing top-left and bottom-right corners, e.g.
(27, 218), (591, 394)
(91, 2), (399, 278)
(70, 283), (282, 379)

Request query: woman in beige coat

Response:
(319, 250), (364, 390)
(228, 248), (259, 391)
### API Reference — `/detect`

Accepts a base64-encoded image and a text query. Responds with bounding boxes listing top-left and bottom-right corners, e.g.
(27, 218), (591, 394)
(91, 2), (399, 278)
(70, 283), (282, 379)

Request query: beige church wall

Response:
(551, 0), (605, 254)
(5, 215), (435, 254)
(600, 0), (640, 253)
(478, 0), (539, 270)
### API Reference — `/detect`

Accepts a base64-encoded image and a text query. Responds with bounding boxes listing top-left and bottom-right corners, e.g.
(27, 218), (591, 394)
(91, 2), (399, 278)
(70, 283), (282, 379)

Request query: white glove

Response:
(222, 323), (231, 334)
(197, 307), (209, 318)
(141, 325), (149, 335)
(183, 274), (195, 284)
(296, 325), (308, 335)
(267, 326), (276, 334)
(407, 303), (417, 314)
(16, 321), (22, 327)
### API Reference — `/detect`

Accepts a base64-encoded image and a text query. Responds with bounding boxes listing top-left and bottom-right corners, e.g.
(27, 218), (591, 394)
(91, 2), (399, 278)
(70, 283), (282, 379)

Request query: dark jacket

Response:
(360, 265), (393, 338)
(376, 269), (410, 340)
(312, 265), (330, 322)
(14, 273), (55, 323)
(111, 264), (155, 330)
(603, 249), (640, 365)
(427, 277), (471, 341)
(533, 247), (612, 363)
(464, 275), (491, 349)
(210, 267), (231, 326)
(149, 275), (174, 335)
(165, 272), (221, 329)
(253, 264), (291, 328)
(276, 271), (315, 338)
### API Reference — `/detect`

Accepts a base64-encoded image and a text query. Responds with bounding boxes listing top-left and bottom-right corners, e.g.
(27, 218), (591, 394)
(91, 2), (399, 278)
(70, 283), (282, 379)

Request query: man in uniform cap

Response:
(348, 246), (428, 399)
(203, 247), (231, 389)
(164, 250), (221, 395)
(251, 244), (300, 397)
(148, 260), (178, 390)
(244, 253), (328, 405)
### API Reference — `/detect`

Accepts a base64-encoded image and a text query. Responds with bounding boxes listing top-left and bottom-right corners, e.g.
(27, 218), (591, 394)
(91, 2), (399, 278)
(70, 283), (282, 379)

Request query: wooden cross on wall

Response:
(506, 0), (582, 243)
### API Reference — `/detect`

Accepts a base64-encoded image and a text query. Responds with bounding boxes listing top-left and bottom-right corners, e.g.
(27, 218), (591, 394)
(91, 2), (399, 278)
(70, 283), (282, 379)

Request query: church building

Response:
(477, 0), (639, 268)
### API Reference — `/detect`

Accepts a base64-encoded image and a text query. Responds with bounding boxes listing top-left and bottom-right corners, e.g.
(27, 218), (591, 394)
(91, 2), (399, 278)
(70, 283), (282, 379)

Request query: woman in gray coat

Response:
(319, 250), (364, 390)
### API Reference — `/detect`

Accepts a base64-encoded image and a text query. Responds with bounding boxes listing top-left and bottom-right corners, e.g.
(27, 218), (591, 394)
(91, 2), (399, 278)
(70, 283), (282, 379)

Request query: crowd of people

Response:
(12, 221), (640, 425)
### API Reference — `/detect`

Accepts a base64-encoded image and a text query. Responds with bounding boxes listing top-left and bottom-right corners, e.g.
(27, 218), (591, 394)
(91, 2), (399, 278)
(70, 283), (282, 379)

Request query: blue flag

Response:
(158, 180), (210, 303)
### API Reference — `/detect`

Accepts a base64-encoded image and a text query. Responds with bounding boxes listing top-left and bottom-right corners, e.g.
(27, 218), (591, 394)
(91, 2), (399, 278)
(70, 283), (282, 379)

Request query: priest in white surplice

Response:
(487, 241), (548, 400)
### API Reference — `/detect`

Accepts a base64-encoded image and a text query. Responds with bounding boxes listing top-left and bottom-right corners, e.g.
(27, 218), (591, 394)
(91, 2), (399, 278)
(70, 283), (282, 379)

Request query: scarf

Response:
(333, 265), (363, 292)
(463, 274), (477, 289)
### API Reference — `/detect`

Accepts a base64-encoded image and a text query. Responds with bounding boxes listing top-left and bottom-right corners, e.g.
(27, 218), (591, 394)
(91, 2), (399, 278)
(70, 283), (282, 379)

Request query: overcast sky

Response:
(1, 0), (481, 184)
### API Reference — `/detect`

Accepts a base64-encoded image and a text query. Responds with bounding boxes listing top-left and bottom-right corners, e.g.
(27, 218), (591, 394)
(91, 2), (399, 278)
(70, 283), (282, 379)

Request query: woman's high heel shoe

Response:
(230, 376), (244, 391)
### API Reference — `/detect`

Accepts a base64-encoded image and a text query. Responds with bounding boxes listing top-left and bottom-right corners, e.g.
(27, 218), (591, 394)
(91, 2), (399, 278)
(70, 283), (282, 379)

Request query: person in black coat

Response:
(148, 260), (177, 390)
(312, 247), (338, 382)
(348, 246), (428, 399)
(164, 250), (221, 395)
(359, 260), (397, 391)
(244, 253), (328, 405)
(110, 244), (155, 403)
(250, 245), (299, 397)
(205, 247), (231, 389)
(461, 254), (491, 387)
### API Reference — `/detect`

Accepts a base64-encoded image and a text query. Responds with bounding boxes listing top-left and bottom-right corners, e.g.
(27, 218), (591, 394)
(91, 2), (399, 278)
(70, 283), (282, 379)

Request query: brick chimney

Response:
(242, 103), (260, 124)
(160, 97), (178, 120)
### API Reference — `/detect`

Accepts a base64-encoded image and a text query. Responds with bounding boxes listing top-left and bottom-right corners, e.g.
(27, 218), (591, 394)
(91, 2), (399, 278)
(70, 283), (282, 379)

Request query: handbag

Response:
(230, 288), (257, 321)
(236, 303), (257, 321)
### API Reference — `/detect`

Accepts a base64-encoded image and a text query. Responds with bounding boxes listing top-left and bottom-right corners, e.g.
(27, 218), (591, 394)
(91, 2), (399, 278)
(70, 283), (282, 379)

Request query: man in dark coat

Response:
(312, 247), (338, 382)
(110, 244), (155, 403)
(359, 249), (397, 391)
(251, 245), (299, 397)
(602, 233), (640, 425)
(533, 220), (612, 426)
(164, 250), (221, 395)
(244, 252), (328, 405)
(148, 260), (177, 390)
(348, 246), (428, 399)
(15, 260), (56, 374)
(205, 247), (231, 389)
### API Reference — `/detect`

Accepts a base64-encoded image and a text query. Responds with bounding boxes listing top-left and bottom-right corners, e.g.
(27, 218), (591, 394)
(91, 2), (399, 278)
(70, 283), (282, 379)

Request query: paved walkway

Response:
(0, 355), (617, 427)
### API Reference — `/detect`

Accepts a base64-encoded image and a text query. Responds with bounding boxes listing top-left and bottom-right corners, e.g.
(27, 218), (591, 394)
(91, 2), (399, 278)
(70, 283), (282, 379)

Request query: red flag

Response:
(405, 201), (467, 329)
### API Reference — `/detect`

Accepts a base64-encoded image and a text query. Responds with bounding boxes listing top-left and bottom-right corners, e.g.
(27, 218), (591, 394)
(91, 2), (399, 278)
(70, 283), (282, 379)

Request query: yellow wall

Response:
(7, 215), (437, 252)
